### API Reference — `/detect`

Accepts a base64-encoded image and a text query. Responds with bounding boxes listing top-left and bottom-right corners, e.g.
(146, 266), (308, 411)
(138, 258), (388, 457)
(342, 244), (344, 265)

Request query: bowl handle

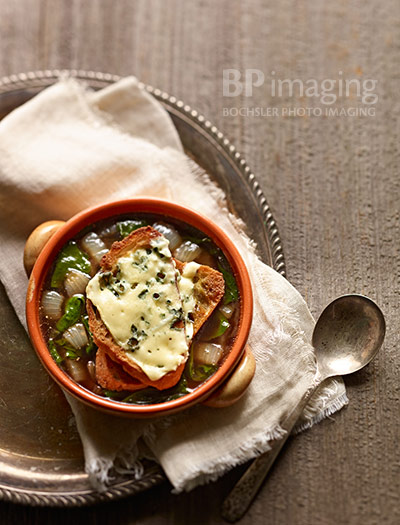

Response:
(24, 220), (65, 276)
(202, 345), (256, 408)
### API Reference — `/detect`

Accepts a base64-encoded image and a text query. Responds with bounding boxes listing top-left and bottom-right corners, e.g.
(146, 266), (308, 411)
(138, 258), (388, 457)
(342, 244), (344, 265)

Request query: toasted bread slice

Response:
(95, 346), (148, 392)
(99, 225), (161, 272)
(90, 260), (224, 391)
(92, 259), (225, 392)
(87, 226), (225, 391)
(174, 259), (225, 336)
(87, 226), (186, 390)
(88, 300), (187, 390)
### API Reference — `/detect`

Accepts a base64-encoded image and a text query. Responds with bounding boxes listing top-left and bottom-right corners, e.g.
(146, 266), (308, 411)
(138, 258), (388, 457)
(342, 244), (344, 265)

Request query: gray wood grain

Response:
(0, 0), (399, 523)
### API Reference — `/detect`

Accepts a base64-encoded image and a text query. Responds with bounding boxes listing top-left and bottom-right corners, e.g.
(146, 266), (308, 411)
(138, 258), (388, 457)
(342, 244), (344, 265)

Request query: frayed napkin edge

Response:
(170, 390), (348, 493)
(105, 389), (348, 495)
(87, 457), (145, 492)
(85, 389), (348, 494)
(293, 390), (349, 434)
(169, 425), (287, 494)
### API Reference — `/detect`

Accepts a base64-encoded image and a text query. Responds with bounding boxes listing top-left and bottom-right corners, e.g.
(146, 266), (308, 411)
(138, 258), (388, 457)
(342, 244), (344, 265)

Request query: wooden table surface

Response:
(0, 1), (398, 524)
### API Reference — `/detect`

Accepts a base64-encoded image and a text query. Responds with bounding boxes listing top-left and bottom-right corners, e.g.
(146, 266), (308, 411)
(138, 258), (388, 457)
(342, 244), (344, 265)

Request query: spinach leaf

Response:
(51, 242), (91, 288)
(122, 389), (162, 405)
(122, 377), (190, 405)
(217, 260), (239, 305)
(207, 311), (230, 340)
(187, 350), (217, 382)
(64, 348), (79, 359)
(55, 337), (81, 359)
(103, 390), (128, 401)
(162, 377), (191, 402)
(56, 295), (84, 332)
(117, 220), (147, 238)
(49, 340), (63, 364)
(82, 315), (97, 356)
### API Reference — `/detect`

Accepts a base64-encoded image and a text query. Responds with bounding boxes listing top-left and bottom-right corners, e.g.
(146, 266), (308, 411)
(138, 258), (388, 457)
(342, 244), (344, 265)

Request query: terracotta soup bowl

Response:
(26, 198), (254, 417)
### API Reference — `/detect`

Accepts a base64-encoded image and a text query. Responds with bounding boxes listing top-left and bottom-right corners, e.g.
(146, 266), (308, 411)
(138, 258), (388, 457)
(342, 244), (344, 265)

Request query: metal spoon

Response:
(221, 294), (385, 522)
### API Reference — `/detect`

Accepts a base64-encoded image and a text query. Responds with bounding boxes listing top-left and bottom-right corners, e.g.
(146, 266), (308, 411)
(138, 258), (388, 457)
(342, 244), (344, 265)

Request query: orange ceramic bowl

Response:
(26, 198), (253, 417)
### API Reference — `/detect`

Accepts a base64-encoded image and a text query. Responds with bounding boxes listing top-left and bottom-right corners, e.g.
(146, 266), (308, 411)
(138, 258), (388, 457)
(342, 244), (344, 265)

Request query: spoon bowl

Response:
(312, 294), (386, 378)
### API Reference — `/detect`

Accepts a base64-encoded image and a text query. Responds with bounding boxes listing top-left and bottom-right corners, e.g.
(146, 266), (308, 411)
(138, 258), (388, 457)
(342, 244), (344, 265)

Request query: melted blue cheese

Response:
(86, 236), (189, 381)
(178, 261), (200, 341)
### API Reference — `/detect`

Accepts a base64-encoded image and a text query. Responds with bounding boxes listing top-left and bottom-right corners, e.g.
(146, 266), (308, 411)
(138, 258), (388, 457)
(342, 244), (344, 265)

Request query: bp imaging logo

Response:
(222, 69), (378, 117)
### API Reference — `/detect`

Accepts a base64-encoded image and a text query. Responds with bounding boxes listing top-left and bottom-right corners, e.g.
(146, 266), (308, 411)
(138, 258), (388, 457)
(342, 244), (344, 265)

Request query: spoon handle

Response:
(221, 376), (322, 523)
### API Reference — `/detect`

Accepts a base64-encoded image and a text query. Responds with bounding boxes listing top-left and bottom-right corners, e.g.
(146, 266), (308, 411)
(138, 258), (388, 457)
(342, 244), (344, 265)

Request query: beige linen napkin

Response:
(0, 77), (348, 492)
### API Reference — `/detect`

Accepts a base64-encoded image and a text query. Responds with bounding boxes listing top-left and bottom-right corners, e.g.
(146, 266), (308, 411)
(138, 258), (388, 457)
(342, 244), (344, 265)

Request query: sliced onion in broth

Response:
(153, 222), (182, 251)
(173, 241), (202, 262)
(41, 291), (64, 319)
(65, 358), (91, 383)
(219, 303), (236, 319)
(63, 323), (89, 349)
(87, 360), (96, 382)
(193, 342), (224, 366)
(98, 224), (119, 243)
(81, 232), (108, 263)
(64, 269), (90, 296)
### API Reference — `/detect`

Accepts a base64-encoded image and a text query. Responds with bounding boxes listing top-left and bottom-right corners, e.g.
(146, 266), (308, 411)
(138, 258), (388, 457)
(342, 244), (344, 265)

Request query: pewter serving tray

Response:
(0, 70), (285, 506)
